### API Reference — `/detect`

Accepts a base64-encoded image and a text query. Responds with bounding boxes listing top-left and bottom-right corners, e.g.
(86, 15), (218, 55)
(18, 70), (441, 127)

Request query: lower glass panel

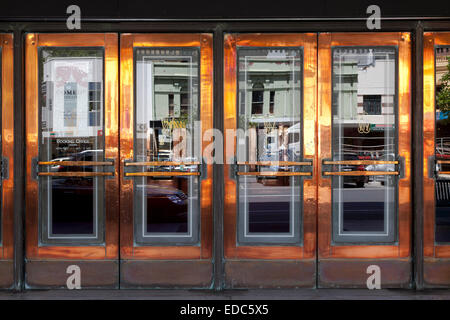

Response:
(134, 175), (199, 244)
(238, 175), (301, 244)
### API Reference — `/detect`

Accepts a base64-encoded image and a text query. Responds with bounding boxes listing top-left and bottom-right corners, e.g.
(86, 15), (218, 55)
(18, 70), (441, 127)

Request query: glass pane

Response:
(435, 46), (450, 243)
(134, 48), (200, 244)
(38, 47), (105, 243)
(332, 47), (397, 242)
(237, 48), (302, 244)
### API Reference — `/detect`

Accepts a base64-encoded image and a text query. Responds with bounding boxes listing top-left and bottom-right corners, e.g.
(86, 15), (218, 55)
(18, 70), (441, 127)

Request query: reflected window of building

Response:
(251, 83), (264, 115)
(363, 95), (382, 115)
(331, 47), (397, 243)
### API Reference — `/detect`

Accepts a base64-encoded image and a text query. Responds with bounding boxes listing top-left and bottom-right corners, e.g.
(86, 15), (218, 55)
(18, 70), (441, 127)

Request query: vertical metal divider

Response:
(213, 25), (225, 291)
(13, 28), (24, 291)
(413, 21), (424, 290)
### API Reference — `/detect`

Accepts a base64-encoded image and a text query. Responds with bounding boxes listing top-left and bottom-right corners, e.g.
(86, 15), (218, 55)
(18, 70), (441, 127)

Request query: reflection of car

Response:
(50, 176), (189, 234)
(136, 184), (188, 232)
(334, 153), (368, 188)
(51, 149), (105, 173)
(366, 153), (396, 186)
(49, 157), (72, 172)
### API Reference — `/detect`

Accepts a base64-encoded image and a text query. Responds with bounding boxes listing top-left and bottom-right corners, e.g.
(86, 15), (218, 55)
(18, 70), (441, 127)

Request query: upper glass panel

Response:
(236, 47), (303, 244)
(435, 46), (450, 243)
(331, 47), (397, 242)
(38, 47), (105, 244)
(134, 48), (200, 244)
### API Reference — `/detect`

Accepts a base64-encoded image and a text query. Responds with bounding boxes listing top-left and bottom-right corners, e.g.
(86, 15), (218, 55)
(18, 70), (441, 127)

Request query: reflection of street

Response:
(336, 181), (395, 202)
(239, 178), (297, 233)
(334, 181), (394, 232)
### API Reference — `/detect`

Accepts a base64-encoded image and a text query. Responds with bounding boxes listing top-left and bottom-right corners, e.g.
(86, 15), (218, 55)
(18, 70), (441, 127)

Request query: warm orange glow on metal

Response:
(318, 33), (412, 259)
(436, 171), (450, 175)
(323, 160), (398, 165)
(120, 34), (213, 260)
(38, 172), (114, 177)
(125, 172), (200, 177)
(323, 171), (399, 176)
(237, 161), (311, 166)
(224, 33), (317, 260)
(25, 34), (120, 260)
(236, 172), (312, 177)
(125, 161), (200, 166)
(423, 32), (450, 259)
(0, 34), (14, 262)
(38, 161), (113, 166)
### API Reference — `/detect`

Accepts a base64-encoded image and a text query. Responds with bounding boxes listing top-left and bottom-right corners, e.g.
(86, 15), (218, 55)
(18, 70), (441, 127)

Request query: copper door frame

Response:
(318, 32), (412, 259)
(0, 34), (14, 288)
(25, 33), (120, 260)
(223, 33), (318, 260)
(423, 32), (450, 287)
(119, 34), (213, 260)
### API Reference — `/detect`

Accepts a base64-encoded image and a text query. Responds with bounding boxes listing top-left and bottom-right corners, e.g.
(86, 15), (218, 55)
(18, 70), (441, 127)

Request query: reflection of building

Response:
(332, 49), (396, 158)
(135, 51), (199, 161)
(238, 51), (301, 160)
(41, 57), (103, 139)
(332, 49), (395, 125)
(435, 48), (450, 156)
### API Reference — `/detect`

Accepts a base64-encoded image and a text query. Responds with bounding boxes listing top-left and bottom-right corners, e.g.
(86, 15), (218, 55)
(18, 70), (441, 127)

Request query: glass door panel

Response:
(25, 34), (119, 289)
(224, 34), (317, 288)
(119, 34), (213, 288)
(0, 34), (14, 289)
(318, 33), (412, 288)
(423, 32), (450, 287)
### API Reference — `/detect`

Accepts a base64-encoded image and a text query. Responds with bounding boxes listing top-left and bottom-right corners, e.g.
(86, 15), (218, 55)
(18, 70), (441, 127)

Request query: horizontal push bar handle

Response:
(125, 172), (201, 177)
(436, 160), (450, 165)
(125, 161), (200, 166)
(436, 171), (450, 175)
(237, 161), (312, 166)
(38, 172), (114, 177)
(323, 160), (398, 165)
(236, 172), (312, 177)
(38, 161), (114, 166)
(323, 171), (399, 176)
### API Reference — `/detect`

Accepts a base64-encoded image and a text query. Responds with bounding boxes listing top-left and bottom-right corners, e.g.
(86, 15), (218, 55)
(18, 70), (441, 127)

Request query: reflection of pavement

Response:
(334, 185), (395, 202)
(239, 178), (299, 203)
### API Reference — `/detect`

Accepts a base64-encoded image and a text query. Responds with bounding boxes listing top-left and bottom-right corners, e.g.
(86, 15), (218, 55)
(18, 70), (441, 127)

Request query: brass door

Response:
(318, 33), (412, 287)
(0, 34), (14, 289)
(223, 32), (413, 288)
(423, 32), (450, 287)
(119, 34), (213, 288)
(223, 34), (318, 288)
(25, 34), (120, 288)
